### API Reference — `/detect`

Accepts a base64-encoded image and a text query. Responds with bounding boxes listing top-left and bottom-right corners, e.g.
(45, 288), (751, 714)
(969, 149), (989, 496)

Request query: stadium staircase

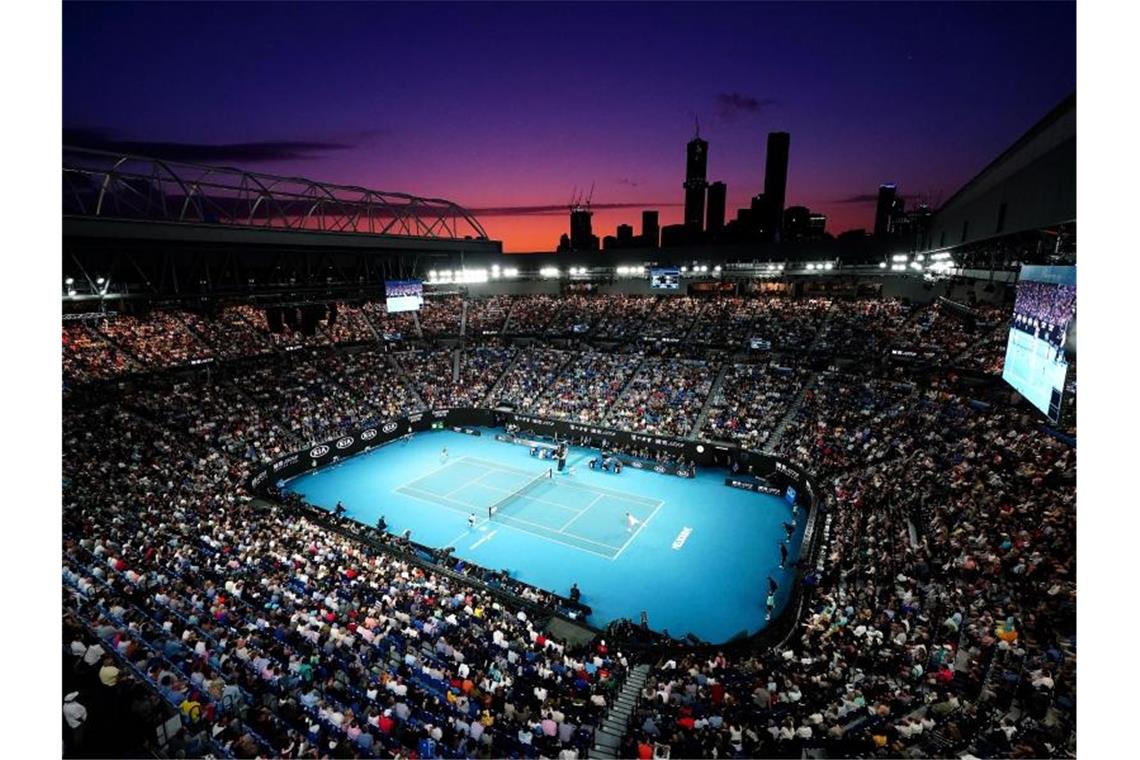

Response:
(590, 662), (651, 759)
(389, 354), (429, 409)
(452, 348), (462, 382)
(482, 347), (525, 406)
(411, 310), (424, 338)
(459, 299), (469, 337)
(680, 300), (710, 344)
(763, 370), (820, 453)
(601, 356), (646, 426)
(804, 300), (839, 352)
(687, 361), (731, 439)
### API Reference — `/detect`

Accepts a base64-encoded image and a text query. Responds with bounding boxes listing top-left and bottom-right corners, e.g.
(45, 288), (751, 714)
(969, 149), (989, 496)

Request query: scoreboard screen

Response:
(649, 267), (680, 289)
(1001, 265), (1075, 422)
(385, 279), (423, 313)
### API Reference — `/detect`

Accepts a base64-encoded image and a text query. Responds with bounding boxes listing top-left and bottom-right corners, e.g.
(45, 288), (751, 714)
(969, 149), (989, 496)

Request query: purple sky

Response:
(63, 1), (1075, 251)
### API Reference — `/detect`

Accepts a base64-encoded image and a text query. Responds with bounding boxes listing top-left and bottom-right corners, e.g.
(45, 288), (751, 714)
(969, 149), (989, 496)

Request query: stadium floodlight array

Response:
(487, 468), (553, 521)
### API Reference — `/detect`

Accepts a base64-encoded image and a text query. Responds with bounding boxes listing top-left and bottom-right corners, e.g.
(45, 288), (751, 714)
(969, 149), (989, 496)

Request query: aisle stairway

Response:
(763, 370), (820, 453)
(687, 361), (731, 440)
(591, 663), (651, 759)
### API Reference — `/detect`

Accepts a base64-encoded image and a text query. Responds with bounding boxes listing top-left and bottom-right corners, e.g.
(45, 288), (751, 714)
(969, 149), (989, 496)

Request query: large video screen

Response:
(1001, 265), (1075, 422)
(385, 279), (423, 313)
(649, 267), (680, 289)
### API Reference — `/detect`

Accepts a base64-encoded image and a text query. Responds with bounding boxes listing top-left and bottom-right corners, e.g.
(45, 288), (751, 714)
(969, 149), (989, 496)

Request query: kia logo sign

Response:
(336, 437), (354, 450)
(381, 421), (398, 434)
(361, 428), (378, 441)
(310, 445), (330, 458)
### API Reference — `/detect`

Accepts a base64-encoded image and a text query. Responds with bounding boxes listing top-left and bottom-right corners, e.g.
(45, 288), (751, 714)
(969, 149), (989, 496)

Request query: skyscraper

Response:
(707, 181), (727, 232)
(683, 133), (709, 230)
(642, 210), (659, 248)
(763, 132), (790, 241)
(874, 183), (899, 238)
(569, 205), (596, 251)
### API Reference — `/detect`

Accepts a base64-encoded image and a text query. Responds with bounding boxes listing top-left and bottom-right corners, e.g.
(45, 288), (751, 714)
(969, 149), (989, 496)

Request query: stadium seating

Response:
(62, 291), (1075, 759)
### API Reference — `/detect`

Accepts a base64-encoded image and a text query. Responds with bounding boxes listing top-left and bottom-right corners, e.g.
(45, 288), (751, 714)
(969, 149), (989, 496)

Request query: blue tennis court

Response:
(283, 429), (805, 643)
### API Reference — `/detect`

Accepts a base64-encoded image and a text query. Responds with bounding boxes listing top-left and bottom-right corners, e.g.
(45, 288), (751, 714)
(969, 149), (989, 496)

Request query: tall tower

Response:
(763, 131), (790, 241)
(642, 210), (660, 247)
(706, 181), (727, 232)
(569, 205), (594, 250)
(683, 122), (709, 231)
(874, 183), (898, 237)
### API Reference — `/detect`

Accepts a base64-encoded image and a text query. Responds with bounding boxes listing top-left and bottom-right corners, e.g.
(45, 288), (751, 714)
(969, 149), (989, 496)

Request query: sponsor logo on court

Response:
(336, 436), (354, 450)
(381, 421), (399, 434)
(310, 445), (330, 459)
(672, 527), (692, 550)
(361, 428), (378, 441)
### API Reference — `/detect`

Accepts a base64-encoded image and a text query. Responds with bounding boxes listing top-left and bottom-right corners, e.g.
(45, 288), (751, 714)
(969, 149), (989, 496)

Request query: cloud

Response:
(832, 193), (882, 204)
(62, 127), (360, 164)
(832, 191), (922, 205)
(716, 92), (776, 120)
(617, 178), (642, 188)
(469, 202), (680, 217)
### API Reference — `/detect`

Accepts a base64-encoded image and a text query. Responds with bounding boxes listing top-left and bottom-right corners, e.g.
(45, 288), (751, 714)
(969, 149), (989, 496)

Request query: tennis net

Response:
(488, 468), (553, 520)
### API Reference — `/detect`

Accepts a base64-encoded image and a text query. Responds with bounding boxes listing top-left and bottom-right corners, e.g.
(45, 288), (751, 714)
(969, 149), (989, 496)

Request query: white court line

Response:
(398, 485), (624, 553)
(464, 454), (660, 508)
(444, 468), (496, 497)
(445, 527), (474, 548)
(611, 499), (665, 560)
(395, 455), (479, 493)
(398, 485), (620, 560)
(476, 482), (581, 514)
(469, 530), (497, 550)
(559, 492), (603, 531)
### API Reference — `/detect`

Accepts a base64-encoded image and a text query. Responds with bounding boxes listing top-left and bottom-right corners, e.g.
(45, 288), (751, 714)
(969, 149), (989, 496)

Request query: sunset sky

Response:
(63, 1), (1075, 252)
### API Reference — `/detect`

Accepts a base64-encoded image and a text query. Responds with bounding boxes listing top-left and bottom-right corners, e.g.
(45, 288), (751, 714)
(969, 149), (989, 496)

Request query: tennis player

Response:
(625, 512), (640, 533)
(440, 447), (449, 461)
(467, 512), (476, 530)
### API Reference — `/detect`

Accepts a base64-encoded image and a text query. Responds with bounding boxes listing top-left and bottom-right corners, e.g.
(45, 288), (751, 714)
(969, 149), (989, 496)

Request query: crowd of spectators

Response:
(531, 351), (642, 423)
(419, 296), (464, 336)
(624, 390), (1074, 759)
(1011, 282), (1076, 344)
(63, 321), (138, 383)
(544, 295), (611, 337)
(605, 358), (716, 437)
(60, 286), (1075, 759)
(127, 379), (301, 465)
(504, 295), (560, 335)
(229, 351), (421, 448)
(182, 309), (275, 361)
(641, 297), (706, 340)
(96, 311), (214, 369)
(400, 347), (515, 409)
(700, 362), (811, 450)
(465, 296), (512, 335)
(62, 398), (629, 759)
(323, 304), (379, 345)
(233, 305), (332, 348)
(690, 297), (767, 346)
(361, 301), (419, 340)
(813, 299), (911, 358)
(749, 298), (835, 351)
(592, 296), (657, 340)
(775, 373), (920, 481)
(492, 348), (572, 409)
